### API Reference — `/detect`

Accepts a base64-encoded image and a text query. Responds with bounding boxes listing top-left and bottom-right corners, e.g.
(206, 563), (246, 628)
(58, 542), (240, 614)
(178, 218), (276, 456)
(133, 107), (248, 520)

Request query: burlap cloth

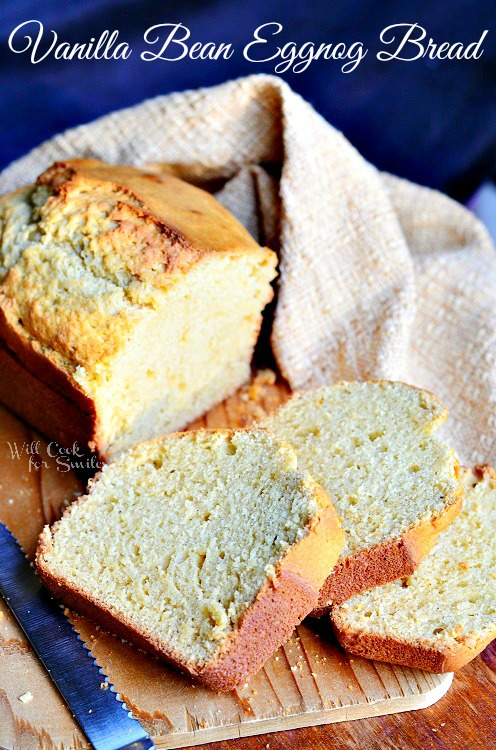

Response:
(1, 75), (494, 465)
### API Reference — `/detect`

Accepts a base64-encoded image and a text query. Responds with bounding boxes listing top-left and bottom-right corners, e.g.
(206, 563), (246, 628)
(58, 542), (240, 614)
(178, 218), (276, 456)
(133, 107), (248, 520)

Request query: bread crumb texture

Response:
(333, 466), (496, 653)
(37, 429), (323, 666)
(263, 381), (460, 558)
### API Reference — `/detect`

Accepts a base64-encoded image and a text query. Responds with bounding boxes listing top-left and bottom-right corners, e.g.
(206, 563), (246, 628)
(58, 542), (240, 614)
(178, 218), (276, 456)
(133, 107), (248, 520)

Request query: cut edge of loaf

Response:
(0, 162), (278, 460)
(311, 480), (463, 617)
(36, 429), (345, 691)
(330, 465), (496, 672)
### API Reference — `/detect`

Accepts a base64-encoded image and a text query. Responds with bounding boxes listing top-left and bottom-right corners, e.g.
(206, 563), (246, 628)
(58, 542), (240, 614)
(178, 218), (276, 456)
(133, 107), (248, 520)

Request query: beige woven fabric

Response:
(1, 75), (494, 465)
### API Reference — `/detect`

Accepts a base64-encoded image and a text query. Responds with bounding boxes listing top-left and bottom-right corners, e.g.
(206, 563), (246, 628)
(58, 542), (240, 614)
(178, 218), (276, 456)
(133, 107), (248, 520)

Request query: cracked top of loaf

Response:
(0, 160), (275, 388)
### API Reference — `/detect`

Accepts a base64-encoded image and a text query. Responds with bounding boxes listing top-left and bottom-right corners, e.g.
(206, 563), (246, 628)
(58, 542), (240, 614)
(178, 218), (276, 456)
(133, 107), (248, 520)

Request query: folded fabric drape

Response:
(2, 75), (494, 464)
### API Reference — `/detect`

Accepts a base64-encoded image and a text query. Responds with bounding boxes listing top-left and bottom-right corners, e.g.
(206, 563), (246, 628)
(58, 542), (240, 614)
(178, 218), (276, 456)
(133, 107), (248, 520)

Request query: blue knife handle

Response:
(0, 523), (155, 750)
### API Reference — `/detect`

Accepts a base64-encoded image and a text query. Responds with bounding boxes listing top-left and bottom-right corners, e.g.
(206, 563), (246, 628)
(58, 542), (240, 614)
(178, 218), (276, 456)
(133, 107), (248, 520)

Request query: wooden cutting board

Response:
(0, 373), (453, 750)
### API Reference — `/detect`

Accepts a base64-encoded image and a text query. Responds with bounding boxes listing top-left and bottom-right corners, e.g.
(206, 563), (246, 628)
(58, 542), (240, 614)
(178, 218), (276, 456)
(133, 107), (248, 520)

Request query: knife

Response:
(0, 522), (155, 750)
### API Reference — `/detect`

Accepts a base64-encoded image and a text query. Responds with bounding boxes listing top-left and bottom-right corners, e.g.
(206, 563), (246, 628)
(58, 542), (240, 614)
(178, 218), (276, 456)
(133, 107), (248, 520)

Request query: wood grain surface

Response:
(0, 374), (494, 750)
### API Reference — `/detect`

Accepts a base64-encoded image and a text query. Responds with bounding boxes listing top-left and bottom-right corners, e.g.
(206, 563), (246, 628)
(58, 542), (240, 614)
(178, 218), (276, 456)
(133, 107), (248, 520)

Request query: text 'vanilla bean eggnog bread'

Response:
(0, 160), (277, 459)
(262, 381), (463, 615)
(331, 466), (496, 672)
(36, 429), (344, 691)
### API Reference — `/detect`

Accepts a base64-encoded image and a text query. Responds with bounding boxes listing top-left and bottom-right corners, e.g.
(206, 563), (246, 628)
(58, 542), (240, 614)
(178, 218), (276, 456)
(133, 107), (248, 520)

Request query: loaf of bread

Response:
(331, 465), (496, 672)
(262, 381), (463, 615)
(36, 428), (344, 691)
(0, 160), (277, 459)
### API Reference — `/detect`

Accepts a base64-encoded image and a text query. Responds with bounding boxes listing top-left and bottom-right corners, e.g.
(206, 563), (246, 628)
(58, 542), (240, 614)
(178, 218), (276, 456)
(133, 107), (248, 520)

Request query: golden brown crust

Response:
(0, 341), (99, 453)
(331, 612), (496, 673)
(0, 303), (94, 411)
(36, 485), (344, 692)
(310, 474), (464, 617)
(37, 160), (265, 259)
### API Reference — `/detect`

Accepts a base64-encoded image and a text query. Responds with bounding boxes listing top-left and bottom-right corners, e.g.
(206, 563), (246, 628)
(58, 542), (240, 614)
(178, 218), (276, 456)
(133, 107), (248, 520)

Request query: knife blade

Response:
(0, 522), (155, 750)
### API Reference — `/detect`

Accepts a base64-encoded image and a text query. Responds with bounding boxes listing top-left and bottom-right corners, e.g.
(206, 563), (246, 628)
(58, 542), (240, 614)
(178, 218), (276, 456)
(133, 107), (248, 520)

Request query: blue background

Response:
(1, 1), (495, 201)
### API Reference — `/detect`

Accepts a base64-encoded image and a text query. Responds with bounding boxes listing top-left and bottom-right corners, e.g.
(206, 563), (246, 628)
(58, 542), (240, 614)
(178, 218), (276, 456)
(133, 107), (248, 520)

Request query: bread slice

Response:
(36, 428), (344, 691)
(332, 466), (496, 672)
(0, 160), (277, 459)
(262, 381), (463, 615)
